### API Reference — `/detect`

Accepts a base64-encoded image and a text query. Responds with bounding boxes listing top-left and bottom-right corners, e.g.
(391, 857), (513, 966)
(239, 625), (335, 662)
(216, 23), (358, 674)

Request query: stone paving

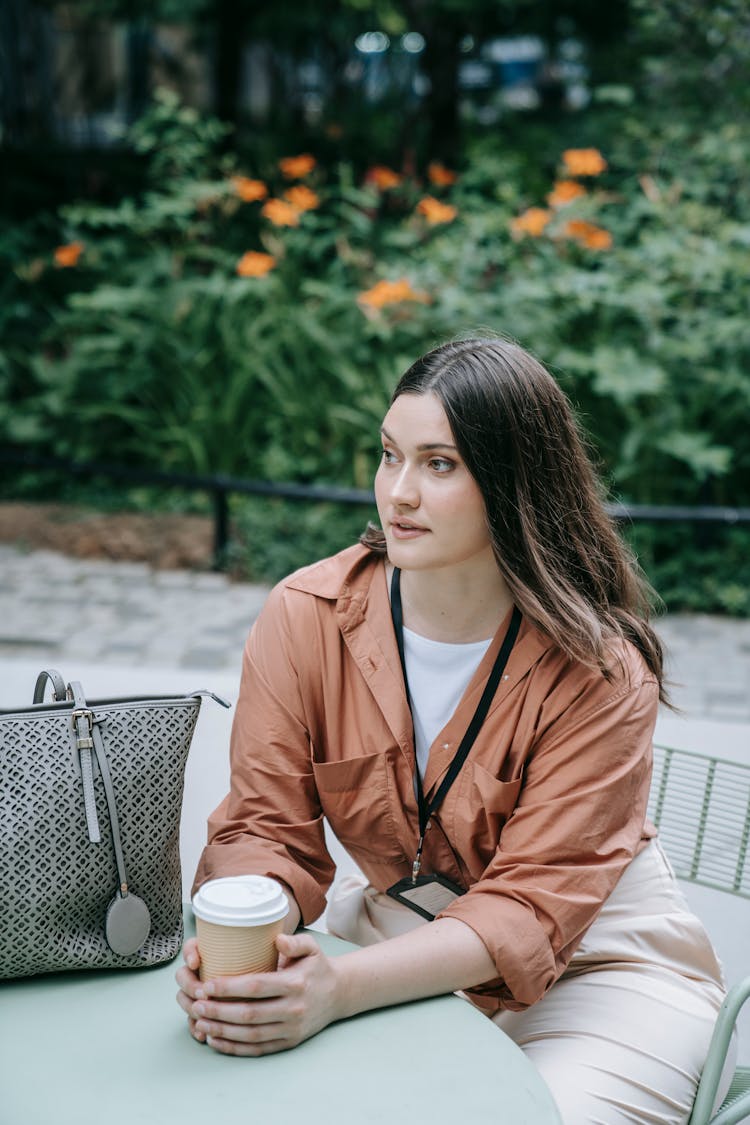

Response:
(0, 545), (267, 674)
(1, 543), (750, 722)
(657, 614), (750, 722)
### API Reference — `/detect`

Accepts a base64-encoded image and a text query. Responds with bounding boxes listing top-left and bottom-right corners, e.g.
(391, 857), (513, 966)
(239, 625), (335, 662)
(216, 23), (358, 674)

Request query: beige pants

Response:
(326, 840), (734, 1125)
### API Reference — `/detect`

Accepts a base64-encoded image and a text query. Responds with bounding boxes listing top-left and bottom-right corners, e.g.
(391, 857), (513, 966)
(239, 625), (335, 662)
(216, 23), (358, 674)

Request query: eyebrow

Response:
(380, 426), (457, 452)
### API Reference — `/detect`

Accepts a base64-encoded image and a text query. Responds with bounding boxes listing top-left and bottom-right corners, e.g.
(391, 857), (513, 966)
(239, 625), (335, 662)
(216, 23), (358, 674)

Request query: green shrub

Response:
(229, 495), (377, 583)
(4, 90), (750, 612)
(625, 523), (750, 616)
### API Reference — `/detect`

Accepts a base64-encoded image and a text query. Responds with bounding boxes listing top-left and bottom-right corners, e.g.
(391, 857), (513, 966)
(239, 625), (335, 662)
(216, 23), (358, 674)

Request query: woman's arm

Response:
(176, 915), (496, 1056)
(333, 915), (497, 1015)
(438, 661), (660, 1009)
(193, 586), (336, 921)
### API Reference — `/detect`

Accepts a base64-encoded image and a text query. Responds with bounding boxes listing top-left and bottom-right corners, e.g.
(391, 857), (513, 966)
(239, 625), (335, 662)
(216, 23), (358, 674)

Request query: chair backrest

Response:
(648, 744), (750, 900)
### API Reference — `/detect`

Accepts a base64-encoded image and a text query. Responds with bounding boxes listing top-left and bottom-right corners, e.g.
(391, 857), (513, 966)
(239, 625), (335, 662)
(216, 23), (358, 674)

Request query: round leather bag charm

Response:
(105, 892), (151, 955)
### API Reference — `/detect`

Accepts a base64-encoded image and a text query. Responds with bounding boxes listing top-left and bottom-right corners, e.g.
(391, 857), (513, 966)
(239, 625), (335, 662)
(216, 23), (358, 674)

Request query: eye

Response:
(381, 447), (398, 464)
(429, 457), (455, 473)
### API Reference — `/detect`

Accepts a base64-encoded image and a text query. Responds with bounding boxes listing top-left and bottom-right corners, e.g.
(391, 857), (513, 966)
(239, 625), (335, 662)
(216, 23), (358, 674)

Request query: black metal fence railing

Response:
(0, 450), (375, 569)
(2, 449), (750, 572)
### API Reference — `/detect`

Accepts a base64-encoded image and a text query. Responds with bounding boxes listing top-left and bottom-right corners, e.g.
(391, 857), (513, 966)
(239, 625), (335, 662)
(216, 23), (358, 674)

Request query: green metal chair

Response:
(649, 743), (750, 1125)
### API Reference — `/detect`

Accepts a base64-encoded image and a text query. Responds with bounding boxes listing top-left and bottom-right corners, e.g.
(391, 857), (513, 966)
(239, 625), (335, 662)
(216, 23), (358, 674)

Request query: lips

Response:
(389, 517), (428, 539)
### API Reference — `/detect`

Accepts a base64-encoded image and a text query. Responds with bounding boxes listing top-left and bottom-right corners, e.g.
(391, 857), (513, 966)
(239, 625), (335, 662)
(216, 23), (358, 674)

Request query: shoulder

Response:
(284, 542), (378, 599)
(254, 542), (382, 634)
(523, 623), (659, 739)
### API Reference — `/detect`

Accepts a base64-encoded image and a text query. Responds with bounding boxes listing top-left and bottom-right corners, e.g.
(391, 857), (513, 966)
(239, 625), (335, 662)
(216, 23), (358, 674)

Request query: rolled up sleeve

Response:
(192, 585), (335, 924)
(438, 666), (659, 1010)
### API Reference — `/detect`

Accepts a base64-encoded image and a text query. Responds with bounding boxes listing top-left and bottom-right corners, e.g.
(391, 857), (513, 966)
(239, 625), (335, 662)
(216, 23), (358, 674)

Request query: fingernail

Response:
(194, 1003), (205, 1018)
(195, 988), (205, 1000)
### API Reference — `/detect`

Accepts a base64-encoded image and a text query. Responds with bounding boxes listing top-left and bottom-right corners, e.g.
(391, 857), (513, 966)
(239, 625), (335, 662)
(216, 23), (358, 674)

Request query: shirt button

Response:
(442, 742), (450, 750)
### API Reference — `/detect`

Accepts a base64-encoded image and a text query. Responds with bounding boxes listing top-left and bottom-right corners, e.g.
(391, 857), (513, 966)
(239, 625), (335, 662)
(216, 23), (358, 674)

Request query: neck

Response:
(392, 553), (514, 643)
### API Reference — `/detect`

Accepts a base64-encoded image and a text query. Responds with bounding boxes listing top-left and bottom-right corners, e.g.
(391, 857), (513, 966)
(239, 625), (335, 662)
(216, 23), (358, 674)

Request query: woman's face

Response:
(375, 392), (494, 575)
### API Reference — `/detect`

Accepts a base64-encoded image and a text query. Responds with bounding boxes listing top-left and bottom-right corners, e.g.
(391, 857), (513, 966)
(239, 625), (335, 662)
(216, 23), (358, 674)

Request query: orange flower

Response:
(283, 185), (320, 212)
(53, 241), (84, 267)
(547, 180), (587, 208)
(278, 153), (316, 179)
(358, 278), (429, 310)
(236, 251), (276, 277)
(231, 176), (268, 203)
(261, 199), (301, 227)
(427, 161), (458, 186)
(564, 219), (613, 250)
(416, 196), (458, 225)
(366, 165), (403, 190)
(510, 207), (552, 238)
(561, 148), (608, 177)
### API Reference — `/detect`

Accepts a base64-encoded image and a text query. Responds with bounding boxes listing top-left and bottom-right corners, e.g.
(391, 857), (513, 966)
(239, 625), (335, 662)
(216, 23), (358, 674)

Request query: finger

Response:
(200, 971), (293, 1001)
(188, 1016), (207, 1044)
(175, 963), (203, 998)
(182, 937), (201, 973)
(204, 1028), (294, 1056)
(176, 988), (197, 1017)
(196, 1016), (287, 1045)
(276, 932), (320, 961)
(178, 987), (232, 1027)
(276, 950), (295, 971)
(192, 996), (290, 1027)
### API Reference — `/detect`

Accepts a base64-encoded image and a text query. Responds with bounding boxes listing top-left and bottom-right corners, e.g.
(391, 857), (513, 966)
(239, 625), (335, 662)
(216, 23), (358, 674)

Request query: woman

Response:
(177, 338), (730, 1123)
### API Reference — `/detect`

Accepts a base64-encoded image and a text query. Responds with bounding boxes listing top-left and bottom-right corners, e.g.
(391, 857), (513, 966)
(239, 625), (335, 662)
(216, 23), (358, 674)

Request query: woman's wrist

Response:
(328, 952), (360, 1022)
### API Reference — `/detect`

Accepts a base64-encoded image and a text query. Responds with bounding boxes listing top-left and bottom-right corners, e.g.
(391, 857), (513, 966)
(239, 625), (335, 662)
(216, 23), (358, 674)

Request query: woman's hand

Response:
(175, 933), (343, 1056)
(176, 915), (497, 1056)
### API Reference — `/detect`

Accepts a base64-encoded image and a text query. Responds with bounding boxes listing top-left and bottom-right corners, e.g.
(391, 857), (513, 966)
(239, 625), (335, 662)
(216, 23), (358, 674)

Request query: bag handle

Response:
(67, 679), (152, 955)
(67, 680), (142, 876)
(33, 668), (67, 704)
(67, 680), (101, 843)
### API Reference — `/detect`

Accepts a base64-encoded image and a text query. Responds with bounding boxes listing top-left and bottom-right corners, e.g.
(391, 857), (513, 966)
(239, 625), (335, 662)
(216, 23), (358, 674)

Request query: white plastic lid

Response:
(192, 876), (290, 927)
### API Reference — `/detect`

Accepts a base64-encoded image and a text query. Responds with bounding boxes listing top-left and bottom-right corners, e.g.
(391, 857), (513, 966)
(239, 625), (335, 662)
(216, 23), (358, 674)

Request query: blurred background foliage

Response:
(1, 0), (749, 610)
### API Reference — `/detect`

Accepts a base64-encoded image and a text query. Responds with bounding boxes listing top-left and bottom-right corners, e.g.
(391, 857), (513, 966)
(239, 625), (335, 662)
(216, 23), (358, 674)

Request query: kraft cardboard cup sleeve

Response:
(192, 876), (290, 980)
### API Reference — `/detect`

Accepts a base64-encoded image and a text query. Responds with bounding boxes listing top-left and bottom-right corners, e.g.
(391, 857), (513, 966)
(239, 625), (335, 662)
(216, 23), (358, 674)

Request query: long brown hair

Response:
(361, 337), (668, 701)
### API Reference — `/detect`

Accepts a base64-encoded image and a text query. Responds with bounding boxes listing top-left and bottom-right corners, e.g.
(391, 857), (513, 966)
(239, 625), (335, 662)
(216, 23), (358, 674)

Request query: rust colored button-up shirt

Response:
(194, 544), (658, 1010)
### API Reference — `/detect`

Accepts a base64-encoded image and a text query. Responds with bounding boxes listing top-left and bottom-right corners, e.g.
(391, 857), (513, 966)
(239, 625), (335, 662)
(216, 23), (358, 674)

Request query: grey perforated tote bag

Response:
(0, 667), (229, 979)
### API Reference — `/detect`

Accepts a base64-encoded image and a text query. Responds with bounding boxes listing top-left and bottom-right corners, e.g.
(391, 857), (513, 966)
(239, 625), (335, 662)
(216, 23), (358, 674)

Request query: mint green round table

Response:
(1, 917), (562, 1125)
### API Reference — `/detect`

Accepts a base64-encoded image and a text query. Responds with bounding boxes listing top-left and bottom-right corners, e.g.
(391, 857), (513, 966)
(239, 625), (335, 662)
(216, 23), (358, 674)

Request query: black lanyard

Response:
(390, 567), (522, 881)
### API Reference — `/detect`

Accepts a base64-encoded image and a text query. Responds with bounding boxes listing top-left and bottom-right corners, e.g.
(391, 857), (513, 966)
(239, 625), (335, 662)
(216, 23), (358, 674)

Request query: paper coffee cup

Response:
(192, 876), (290, 980)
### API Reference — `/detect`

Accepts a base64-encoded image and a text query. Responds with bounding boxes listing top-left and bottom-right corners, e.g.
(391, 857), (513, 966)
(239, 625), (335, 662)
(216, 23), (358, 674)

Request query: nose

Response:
(389, 461), (420, 508)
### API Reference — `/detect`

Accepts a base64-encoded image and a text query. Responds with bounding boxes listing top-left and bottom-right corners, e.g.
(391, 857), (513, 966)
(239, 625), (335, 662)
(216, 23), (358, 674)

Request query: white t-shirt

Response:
(402, 626), (492, 779)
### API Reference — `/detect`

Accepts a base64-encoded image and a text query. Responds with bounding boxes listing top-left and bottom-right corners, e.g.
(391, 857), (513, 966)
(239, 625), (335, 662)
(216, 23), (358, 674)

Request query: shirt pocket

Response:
(312, 751), (408, 865)
(454, 760), (523, 869)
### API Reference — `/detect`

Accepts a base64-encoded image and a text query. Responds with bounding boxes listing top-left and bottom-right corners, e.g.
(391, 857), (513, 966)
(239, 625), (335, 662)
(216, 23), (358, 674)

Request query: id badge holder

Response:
(386, 873), (465, 922)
